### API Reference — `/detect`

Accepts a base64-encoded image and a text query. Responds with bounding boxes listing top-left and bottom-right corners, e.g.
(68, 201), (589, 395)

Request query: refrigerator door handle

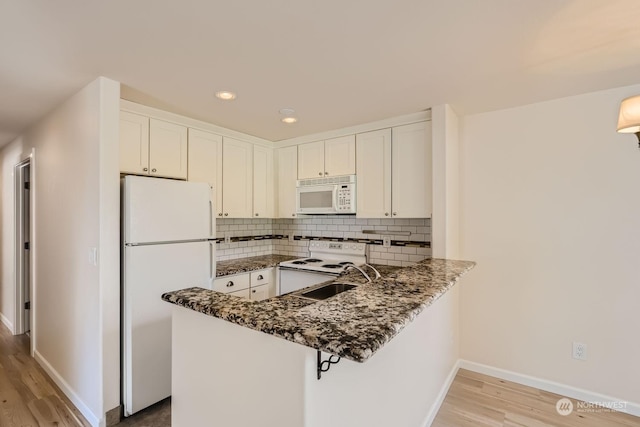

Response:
(209, 200), (213, 238)
(209, 242), (214, 280)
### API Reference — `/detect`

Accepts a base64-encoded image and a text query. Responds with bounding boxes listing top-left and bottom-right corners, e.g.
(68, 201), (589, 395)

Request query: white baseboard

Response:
(459, 359), (640, 418)
(0, 311), (14, 334)
(422, 359), (461, 427)
(34, 349), (102, 427)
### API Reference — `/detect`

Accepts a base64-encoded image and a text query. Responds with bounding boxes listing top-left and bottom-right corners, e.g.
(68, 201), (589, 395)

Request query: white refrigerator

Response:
(122, 175), (215, 416)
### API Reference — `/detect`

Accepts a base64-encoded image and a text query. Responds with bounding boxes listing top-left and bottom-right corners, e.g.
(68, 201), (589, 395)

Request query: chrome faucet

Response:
(363, 263), (382, 280)
(345, 265), (372, 283)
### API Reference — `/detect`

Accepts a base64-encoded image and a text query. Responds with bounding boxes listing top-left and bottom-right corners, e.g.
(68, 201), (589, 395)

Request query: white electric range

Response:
(278, 241), (366, 294)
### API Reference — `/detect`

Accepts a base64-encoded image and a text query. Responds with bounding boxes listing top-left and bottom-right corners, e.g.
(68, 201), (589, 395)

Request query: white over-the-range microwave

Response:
(296, 175), (356, 215)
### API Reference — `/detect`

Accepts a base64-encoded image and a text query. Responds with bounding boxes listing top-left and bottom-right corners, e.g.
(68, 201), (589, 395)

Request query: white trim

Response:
(0, 311), (14, 333)
(274, 110), (432, 148)
(421, 359), (461, 427)
(34, 349), (101, 427)
(119, 99), (273, 147)
(458, 359), (640, 418)
(28, 148), (36, 357)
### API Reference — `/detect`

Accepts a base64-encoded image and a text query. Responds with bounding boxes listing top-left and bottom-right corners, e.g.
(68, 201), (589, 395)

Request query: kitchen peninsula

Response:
(162, 258), (474, 427)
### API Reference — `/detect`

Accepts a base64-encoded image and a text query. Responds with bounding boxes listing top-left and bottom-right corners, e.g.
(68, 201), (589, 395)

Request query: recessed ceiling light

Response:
(215, 91), (236, 101)
(281, 117), (298, 124)
(279, 108), (295, 116)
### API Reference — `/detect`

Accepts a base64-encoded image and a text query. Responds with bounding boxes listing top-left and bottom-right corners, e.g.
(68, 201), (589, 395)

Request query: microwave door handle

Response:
(333, 186), (339, 211)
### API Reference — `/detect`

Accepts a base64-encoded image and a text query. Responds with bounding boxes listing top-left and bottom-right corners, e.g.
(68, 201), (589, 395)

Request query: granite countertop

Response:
(163, 258), (475, 362)
(216, 254), (298, 277)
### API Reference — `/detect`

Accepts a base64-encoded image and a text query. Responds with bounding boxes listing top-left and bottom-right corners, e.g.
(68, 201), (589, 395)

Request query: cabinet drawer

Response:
(250, 269), (271, 286)
(213, 274), (250, 293)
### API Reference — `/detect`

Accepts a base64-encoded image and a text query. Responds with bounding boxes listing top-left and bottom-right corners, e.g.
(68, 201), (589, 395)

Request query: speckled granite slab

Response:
(216, 254), (298, 277)
(163, 258), (475, 362)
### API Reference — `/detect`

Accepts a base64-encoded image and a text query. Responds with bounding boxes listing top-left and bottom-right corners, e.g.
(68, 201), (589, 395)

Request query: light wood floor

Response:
(432, 368), (640, 427)
(2, 321), (638, 427)
(0, 322), (90, 426)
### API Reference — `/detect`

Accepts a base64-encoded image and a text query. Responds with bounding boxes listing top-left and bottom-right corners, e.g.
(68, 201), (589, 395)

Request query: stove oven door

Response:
(278, 267), (337, 295)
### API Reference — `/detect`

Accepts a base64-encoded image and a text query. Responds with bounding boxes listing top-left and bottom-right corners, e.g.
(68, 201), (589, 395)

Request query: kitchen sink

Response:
(298, 283), (358, 301)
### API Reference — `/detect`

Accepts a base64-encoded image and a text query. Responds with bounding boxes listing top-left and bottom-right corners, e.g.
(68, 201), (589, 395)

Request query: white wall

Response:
(0, 77), (120, 426)
(459, 84), (640, 405)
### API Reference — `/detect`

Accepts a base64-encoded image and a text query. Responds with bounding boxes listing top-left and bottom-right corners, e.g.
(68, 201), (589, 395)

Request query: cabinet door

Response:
(356, 129), (391, 218)
(188, 129), (223, 217)
(229, 288), (251, 299)
(222, 138), (253, 218)
(391, 121), (432, 218)
(149, 119), (188, 179)
(276, 146), (298, 218)
(297, 141), (325, 179)
(249, 283), (276, 301)
(324, 135), (355, 177)
(253, 145), (274, 218)
(119, 111), (149, 175)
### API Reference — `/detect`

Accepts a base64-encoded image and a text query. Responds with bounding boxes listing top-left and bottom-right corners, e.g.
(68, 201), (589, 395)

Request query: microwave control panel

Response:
(338, 185), (352, 211)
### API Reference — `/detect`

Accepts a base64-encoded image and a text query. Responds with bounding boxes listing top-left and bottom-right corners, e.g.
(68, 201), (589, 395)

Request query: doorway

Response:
(14, 158), (31, 337)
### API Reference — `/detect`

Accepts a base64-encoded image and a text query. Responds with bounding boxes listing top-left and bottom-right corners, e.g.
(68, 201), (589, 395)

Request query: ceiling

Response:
(2, 0), (640, 147)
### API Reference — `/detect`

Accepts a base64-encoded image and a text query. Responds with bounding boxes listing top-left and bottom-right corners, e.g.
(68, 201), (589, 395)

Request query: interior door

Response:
(123, 241), (212, 416)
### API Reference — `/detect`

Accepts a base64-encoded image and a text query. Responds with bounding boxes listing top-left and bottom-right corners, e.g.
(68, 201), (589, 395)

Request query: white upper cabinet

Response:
(356, 128), (392, 218)
(391, 121), (432, 218)
(297, 135), (355, 179)
(253, 145), (274, 218)
(222, 138), (253, 218)
(297, 141), (325, 179)
(120, 111), (150, 175)
(324, 135), (356, 177)
(188, 128), (223, 216)
(119, 111), (188, 180)
(276, 146), (298, 218)
(148, 119), (188, 179)
(356, 122), (431, 218)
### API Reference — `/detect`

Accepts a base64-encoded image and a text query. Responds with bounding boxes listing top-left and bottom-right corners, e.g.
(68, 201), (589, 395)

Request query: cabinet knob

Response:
(151, 168), (157, 173)
(292, 213), (296, 217)
(385, 212), (389, 216)
(257, 275), (264, 280)
(324, 172), (328, 175)
(226, 281), (234, 287)
(318, 172), (322, 176)
(218, 213), (223, 217)
(252, 289), (256, 293)
(255, 213), (259, 217)
(143, 167), (148, 172)
(224, 213), (229, 216)
(392, 212), (397, 216)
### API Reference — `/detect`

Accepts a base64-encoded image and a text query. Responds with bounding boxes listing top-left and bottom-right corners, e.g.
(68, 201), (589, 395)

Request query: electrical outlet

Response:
(572, 341), (587, 360)
(289, 234), (294, 242)
(224, 235), (231, 244)
(383, 236), (391, 248)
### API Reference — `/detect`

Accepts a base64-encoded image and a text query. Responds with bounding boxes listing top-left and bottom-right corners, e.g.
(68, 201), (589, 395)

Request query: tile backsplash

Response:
(216, 216), (431, 266)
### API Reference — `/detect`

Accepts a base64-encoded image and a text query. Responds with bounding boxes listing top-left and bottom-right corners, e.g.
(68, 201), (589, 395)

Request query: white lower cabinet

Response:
(229, 288), (251, 299)
(213, 268), (276, 301)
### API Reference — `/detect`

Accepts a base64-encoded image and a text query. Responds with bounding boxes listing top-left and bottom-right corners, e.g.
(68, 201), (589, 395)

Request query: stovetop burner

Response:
(292, 260), (307, 265)
(321, 264), (342, 269)
(339, 261), (354, 266)
(304, 258), (323, 263)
